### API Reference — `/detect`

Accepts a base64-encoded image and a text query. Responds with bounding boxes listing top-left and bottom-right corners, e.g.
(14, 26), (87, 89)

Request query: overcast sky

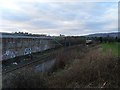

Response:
(0, 0), (118, 36)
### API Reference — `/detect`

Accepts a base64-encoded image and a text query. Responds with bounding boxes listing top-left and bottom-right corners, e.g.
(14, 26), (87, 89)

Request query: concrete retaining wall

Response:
(1, 34), (55, 60)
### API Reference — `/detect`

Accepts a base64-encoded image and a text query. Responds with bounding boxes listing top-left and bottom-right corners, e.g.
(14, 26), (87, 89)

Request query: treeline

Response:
(87, 36), (120, 43)
(53, 35), (120, 48)
(53, 36), (86, 48)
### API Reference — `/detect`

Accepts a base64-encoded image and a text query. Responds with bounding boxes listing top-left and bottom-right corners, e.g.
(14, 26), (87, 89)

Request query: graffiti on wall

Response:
(2, 38), (55, 60)
(2, 50), (16, 60)
(24, 48), (32, 55)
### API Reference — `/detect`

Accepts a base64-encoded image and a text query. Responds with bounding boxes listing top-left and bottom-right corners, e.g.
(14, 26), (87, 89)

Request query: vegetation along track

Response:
(2, 47), (65, 74)
(3, 53), (54, 75)
(3, 44), (97, 75)
(2, 46), (68, 75)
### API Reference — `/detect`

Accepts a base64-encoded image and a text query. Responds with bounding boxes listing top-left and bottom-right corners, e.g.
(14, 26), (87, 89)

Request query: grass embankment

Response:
(3, 44), (120, 88)
(47, 46), (119, 88)
(101, 42), (120, 56)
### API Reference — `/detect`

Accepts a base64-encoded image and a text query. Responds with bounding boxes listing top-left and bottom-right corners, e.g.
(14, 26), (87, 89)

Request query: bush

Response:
(51, 45), (87, 72)
(3, 45), (119, 88)
(3, 69), (47, 88)
(47, 48), (120, 88)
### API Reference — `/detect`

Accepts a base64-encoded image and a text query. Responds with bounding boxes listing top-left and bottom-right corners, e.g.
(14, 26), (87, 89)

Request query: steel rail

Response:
(3, 53), (55, 75)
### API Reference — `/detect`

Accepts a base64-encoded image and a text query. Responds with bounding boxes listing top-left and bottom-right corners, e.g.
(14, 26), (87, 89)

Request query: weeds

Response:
(2, 45), (120, 88)
(2, 69), (47, 88)
(47, 47), (119, 88)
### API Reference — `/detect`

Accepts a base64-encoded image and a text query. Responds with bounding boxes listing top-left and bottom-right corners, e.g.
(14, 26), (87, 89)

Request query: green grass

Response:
(101, 42), (120, 56)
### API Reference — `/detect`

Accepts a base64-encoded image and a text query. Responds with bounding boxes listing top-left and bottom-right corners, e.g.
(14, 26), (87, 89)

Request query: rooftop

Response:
(0, 32), (52, 39)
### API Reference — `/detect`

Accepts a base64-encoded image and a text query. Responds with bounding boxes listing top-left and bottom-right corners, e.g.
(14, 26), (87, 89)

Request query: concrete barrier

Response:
(1, 33), (55, 60)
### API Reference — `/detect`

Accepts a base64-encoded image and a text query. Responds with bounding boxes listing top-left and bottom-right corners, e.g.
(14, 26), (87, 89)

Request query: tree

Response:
(99, 37), (103, 43)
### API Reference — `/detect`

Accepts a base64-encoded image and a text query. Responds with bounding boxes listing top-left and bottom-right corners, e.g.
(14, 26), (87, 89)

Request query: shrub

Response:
(2, 69), (47, 88)
(47, 48), (120, 88)
(3, 45), (119, 88)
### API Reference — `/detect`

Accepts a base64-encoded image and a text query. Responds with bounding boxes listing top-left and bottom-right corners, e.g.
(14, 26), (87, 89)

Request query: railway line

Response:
(2, 43), (72, 75)
(3, 54), (52, 74)
(3, 44), (95, 75)
(2, 48), (59, 75)
(2, 45), (71, 75)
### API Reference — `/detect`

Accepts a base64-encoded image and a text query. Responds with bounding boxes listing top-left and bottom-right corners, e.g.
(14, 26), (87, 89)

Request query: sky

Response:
(0, 0), (118, 36)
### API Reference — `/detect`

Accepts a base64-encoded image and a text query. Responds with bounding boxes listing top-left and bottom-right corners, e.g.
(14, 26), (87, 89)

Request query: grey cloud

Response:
(0, 1), (118, 35)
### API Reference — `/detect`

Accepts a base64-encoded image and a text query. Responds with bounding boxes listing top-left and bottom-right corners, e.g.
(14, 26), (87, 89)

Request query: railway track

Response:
(2, 47), (63, 75)
(2, 53), (55, 75)
(3, 44), (96, 75)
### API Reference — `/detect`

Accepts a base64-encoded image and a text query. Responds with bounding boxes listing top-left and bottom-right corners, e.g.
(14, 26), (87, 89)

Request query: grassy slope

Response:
(101, 42), (120, 56)
(47, 46), (119, 88)
(3, 44), (120, 88)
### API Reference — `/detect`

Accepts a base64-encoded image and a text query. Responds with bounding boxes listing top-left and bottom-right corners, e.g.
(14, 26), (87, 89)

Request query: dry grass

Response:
(2, 68), (48, 88)
(51, 46), (87, 72)
(47, 47), (119, 88)
(2, 45), (120, 88)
